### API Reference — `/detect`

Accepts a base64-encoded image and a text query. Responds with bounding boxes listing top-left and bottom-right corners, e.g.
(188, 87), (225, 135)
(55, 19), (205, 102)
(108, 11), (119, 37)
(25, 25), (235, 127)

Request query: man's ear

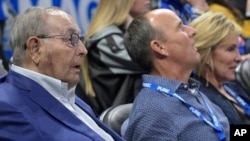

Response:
(150, 40), (168, 56)
(26, 37), (41, 65)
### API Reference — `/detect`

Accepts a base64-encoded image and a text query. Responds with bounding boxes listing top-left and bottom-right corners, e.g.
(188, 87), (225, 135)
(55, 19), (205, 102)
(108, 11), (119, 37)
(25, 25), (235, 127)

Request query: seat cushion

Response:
(100, 103), (132, 135)
(236, 59), (250, 92)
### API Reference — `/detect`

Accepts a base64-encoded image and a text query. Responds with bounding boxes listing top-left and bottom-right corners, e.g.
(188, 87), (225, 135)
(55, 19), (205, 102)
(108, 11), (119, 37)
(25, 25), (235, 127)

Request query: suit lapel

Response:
(75, 97), (123, 140)
(29, 83), (105, 138)
(7, 70), (123, 141)
(7, 71), (103, 139)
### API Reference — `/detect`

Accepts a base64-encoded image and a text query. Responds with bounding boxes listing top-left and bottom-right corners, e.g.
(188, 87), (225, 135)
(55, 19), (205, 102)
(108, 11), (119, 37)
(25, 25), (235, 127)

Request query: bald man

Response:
(122, 9), (230, 141)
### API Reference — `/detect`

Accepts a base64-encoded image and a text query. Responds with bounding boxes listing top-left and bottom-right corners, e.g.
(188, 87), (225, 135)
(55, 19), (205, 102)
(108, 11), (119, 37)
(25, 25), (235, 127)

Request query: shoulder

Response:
(93, 25), (123, 40)
(225, 81), (250, 102)
(102, 25), (123, 34)
(132, 90), (181, 118)
(86, 25), (124, 49)
(0, 73), (21, 102)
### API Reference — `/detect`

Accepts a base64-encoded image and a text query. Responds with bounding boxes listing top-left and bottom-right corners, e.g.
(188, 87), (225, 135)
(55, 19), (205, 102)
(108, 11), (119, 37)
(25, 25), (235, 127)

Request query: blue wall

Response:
(0, 0), (99, 34)
(0, 0), (99, 60)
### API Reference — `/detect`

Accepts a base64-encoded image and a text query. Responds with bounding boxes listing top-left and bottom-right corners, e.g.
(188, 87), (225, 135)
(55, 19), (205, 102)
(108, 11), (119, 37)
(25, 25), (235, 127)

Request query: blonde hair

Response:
(85, 0), (134, 43)
(82, 0), (134, 97)
(189, 11), (241, 76)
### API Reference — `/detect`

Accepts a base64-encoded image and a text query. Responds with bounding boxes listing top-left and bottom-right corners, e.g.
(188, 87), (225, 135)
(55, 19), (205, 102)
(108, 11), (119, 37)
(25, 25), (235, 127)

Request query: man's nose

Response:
(186, 25), (197, 38)
(77, 42), (88, 56)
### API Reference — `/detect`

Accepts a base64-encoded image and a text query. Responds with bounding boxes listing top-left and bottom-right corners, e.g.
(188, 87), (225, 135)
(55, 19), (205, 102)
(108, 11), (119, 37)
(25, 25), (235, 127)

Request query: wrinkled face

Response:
(130, 0), (150, 18)
(212, 35), (242, 82)
(158, 10), (200, 69)
(37, 11), (87, 89)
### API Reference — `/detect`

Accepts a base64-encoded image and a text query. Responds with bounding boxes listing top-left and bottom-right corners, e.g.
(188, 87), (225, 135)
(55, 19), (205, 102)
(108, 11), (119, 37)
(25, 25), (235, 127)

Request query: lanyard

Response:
(223, 84), (250, 116)
(143, 82), (226, 141)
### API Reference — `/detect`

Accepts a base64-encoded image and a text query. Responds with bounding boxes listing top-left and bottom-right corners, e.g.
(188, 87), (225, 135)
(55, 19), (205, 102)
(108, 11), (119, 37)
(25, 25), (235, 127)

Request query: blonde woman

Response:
(190, 11), (250, 124)
(207, 0), (250, 59)
(78, 0), (150, 115)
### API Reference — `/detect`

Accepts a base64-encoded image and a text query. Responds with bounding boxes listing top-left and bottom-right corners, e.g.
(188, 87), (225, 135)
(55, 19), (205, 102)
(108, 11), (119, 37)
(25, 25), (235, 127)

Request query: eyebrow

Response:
(65, 27), (80, 34)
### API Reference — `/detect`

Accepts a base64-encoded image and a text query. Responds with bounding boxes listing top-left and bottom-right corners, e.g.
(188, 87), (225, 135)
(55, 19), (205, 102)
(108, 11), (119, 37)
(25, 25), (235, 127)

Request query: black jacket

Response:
(77, 25), (145, 115)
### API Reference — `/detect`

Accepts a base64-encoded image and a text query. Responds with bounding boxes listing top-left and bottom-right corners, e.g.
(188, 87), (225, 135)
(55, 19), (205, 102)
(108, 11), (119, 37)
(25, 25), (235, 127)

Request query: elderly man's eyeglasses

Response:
(37, 33), (84, 48)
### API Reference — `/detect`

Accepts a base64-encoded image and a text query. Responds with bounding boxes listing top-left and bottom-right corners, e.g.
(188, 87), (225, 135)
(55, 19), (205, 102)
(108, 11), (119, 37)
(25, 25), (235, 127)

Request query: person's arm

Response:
(241, 53), (250, 60)
(187, 0), (209, 13)
(183, 0), (209, 22)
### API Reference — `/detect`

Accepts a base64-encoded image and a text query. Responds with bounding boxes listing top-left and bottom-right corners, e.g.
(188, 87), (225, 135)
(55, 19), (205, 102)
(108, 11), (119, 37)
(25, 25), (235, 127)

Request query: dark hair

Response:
(124, 14), (166, 72)
(207, 0), (244, 23)
(229, 0), (246, 17)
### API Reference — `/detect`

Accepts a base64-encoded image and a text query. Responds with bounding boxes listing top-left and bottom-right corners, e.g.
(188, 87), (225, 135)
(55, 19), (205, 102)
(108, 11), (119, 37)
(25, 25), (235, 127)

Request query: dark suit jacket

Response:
(0, 70), (124, 141)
